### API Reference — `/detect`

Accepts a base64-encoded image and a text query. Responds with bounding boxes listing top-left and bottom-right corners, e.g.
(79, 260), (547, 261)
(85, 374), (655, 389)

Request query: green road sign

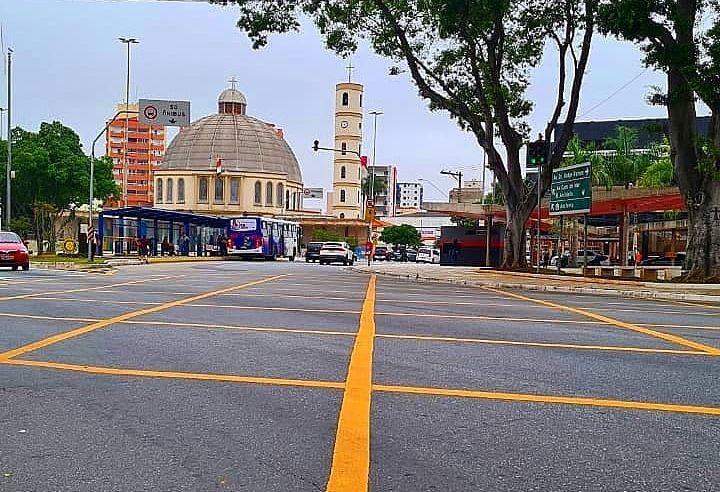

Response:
(550, 162), (592, 216)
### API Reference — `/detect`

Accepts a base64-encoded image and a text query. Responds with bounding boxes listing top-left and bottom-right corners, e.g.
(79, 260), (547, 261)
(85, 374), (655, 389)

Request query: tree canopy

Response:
(215, 0), (597, 268)
(380, 224), (422, 247)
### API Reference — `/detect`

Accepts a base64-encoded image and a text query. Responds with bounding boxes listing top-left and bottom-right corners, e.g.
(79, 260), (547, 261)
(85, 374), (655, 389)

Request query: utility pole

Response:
(440, 170), (463, 203)
(369, 110), (383, 241)
(6, 48), (12, 228)
(119, 37), (139, 207)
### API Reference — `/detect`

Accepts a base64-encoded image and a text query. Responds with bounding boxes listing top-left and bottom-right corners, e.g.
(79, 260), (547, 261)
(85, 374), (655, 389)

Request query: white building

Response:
(396, 182), (423, 210)
(368, 164), (397, 217)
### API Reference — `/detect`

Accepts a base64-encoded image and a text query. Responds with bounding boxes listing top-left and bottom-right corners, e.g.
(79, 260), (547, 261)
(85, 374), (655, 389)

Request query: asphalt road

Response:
(1, 261), (719, 491)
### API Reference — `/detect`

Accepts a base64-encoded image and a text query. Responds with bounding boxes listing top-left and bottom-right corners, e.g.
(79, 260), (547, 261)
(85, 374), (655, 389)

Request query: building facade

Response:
(368, 165), (397, 217)
(105, 103), (166, 207)
(396, 182), (423, 210)
(154, 85), (304, 215)
(328, 82), (364, 219)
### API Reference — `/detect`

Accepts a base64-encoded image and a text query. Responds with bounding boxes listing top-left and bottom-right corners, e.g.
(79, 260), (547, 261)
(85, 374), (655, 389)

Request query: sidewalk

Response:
(350, 263), (720, 304)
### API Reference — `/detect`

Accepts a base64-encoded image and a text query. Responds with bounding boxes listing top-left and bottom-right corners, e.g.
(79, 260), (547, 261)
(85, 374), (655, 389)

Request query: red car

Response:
(0, 231), (30, 271)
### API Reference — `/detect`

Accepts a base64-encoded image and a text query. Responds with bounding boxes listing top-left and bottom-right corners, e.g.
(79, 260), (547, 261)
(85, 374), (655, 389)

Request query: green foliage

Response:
(562, 135), (613, 189)
(312, 228), (358, 248)
(8, 217), (32, 237)
(380, 224), (421, 247)
(602, 126), (653, 188)
(639, 158), (674, 187)
(451, 217), (480, 228)
(361, 175), (388, 199)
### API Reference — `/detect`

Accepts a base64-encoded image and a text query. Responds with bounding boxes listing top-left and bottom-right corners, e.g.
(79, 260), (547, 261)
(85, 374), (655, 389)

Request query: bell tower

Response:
(330, 64), (364, 219)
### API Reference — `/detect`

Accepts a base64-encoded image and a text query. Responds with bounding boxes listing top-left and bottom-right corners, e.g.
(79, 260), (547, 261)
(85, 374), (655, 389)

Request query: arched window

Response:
(340, 166), (346, 179)
(341, 142), (347, 156)
(177, 178), (185, 203)
(214, 176), (224, 204)
(276, 183), (284, 208)
(340, 189), (346, 202)
(230, 177), (240, 204)
(266, 182), (274, 206)
(198, 177), (209, 203)
(156, 178), (163, 204)
(166, 178), (173, 203)
(342, 92), (349, 106)
(254, 181), (262, 205)
(285, 189), (290, 209)
(358, 167), (361, 179)
(359, 94), (363, 107)
(339, 213), (345, 219)
(292, 192), (297, 210)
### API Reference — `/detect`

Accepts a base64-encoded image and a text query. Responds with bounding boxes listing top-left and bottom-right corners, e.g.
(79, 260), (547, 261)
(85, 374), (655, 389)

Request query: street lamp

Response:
(118, 37), (139, 207)
(368, 110), (383, 240)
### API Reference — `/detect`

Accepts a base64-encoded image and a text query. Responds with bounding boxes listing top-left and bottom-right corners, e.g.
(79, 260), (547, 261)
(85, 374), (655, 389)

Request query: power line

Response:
(578, 69), (649, 120)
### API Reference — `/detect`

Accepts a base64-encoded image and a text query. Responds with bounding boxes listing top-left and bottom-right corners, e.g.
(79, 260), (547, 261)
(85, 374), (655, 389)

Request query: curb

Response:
(348, 267), (720, 304)
(32, 262), (115, 274)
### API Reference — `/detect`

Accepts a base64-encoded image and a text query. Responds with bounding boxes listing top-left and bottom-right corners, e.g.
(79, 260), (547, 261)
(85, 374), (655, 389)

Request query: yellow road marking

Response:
(378, 333), (706, 356)
(0, 313), (97, 323)
(0, 274), (184, 302)
(673, 300), (720, 310)
(483, 287), (720, 356)
(28, 297), (162, 306)
(0, 275), (286, 361)
(123, 320), (356, 338)
(373, 384), (720, 416)
(326, 275), (376, 492)
(2, 359), (344, 390)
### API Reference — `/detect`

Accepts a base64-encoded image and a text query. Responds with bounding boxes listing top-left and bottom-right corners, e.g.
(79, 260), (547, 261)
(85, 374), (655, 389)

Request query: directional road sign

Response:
(549, 162), (592, 216)
(139, 99), (190, 127)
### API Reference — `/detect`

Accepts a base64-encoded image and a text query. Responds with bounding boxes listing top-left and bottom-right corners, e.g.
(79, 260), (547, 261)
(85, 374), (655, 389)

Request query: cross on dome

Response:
(228, 76), (238, 90)
(345, 61), (355, 83)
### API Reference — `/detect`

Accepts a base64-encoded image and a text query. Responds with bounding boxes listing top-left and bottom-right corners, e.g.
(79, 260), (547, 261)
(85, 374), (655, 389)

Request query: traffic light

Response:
(526, 140), (547, 168)
(313, 140), (319, 151)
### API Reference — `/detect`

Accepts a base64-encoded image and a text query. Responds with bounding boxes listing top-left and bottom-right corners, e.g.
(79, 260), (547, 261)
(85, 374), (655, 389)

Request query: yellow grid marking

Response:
(0, 275), (286, 361)
(372, 384), (720, 416)
(2, 359), (344, 390)
(483, 287), (720, 355)
(0, 274), (184, 302)
(326, 275), (376, 492)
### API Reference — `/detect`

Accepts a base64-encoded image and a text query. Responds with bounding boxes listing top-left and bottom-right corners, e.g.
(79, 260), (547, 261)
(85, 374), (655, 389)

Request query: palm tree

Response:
(562, 135), (613, 189)
(361, 175), (388, 200)
(603, 126), (653, 188)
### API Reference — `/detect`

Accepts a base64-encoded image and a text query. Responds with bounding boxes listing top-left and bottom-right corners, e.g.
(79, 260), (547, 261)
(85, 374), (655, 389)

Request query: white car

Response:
(319, 241), (355, 265)
(416, 247), (440, 264)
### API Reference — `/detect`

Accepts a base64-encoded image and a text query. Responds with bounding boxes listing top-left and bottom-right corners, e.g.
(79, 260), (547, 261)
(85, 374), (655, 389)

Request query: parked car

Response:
(417, 247), (440, 264)
(305, 241), (324, 262)
(406, 249), (418, 262)
(0, 231), (30, 271)
(373, 246), (391, 261)
(319, 242), (355, 265)
(586, 254), (611, 266)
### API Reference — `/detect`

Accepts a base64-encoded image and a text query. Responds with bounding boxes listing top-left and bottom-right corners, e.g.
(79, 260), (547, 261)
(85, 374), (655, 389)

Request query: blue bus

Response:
(226, 216), (300, 260)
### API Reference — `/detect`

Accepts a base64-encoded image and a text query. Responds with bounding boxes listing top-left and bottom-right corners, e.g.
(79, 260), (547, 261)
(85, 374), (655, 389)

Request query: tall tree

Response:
(1, 122), (119, 251)
(361, 174), (388, 199)
(214, 0), (597, 268)
(380, 224), (422, 247)
(599, 0), (720, 279)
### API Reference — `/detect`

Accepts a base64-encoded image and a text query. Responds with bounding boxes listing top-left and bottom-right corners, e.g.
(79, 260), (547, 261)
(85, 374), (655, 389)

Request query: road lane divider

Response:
(372, 384), (720, 416)
(326, 275), (376, 492)
(0, 275), (286, 362)
(0, 274), (185, 302)
(482, 287), (720, 356)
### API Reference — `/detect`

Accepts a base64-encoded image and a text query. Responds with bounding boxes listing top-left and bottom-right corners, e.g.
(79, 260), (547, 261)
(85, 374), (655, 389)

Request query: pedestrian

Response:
(180, 233), (190, 256)
(89, 230), (98, 262)
(634, 250), (642, 266)
(218, 233), (228, 256)
(542, 250), (550, 268)
(138, 235), (149, 263)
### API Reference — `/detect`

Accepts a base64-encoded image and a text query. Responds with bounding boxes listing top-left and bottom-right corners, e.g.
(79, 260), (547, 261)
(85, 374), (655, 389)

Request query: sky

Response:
(0, 0), (671, 203)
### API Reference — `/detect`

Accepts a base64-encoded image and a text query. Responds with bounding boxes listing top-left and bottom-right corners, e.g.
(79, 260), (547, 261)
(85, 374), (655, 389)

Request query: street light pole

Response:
(6, 48), (12, 229)
(119, 37), (139, 208)
(369, 110), (383, 240)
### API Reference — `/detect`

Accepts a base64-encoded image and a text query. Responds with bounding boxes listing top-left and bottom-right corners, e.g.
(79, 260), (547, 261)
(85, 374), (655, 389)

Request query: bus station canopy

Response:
(100, 206), (230, 228)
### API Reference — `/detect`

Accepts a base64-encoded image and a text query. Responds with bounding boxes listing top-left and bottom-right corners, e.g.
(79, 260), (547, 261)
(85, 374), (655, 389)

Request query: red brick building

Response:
(105, 103), (166, 207)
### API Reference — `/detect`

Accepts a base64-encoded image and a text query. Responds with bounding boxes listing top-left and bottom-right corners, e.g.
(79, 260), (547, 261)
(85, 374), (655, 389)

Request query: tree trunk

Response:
(684, 182), (720, 281)
(501, 205), (530, 269)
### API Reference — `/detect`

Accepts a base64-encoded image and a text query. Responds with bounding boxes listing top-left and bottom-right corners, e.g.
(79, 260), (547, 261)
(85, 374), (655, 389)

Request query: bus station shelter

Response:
(98, 207), (229, 256)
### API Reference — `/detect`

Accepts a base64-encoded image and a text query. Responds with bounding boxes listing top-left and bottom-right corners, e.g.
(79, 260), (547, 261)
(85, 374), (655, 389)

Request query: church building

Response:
(154, 81), (304, 215)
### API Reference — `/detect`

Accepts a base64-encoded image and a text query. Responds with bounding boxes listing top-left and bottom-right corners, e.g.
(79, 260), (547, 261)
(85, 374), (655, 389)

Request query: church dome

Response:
(159, 87), (302, 183)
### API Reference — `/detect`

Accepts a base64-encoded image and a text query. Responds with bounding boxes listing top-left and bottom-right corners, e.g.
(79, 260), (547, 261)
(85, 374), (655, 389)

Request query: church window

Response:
(340, 166), (346, 179)
(156, 179), (163, 204)
(166, 178), (174, 203)
(292, 192), (297, 210)
(254, 181), (262, 205)
(198, 177), (209, 203)
(266, 182), (273, 206)
(230, 178), (240, 204)
(276, 183), (284, 208)
(341, 143), (347, 155)
(285, 190), (290, 209)
(359, 94), (363, 107)
(342, 92), (349, 106)
(358, 167), (361, 179)
(177, 178), (185, 204)
(340, 213), (345, 219)
(214, 176), (224, 204)
(340, 189), (346, 203)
